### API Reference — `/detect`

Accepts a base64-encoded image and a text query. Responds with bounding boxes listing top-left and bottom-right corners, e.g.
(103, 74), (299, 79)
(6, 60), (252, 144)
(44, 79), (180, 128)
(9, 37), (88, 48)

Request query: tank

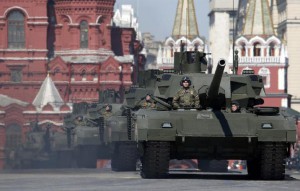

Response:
(106, 70), (160, 171)
(63, 89), (122, 168)
(134, 47), (296, 180)
(11, 122), (73, 169)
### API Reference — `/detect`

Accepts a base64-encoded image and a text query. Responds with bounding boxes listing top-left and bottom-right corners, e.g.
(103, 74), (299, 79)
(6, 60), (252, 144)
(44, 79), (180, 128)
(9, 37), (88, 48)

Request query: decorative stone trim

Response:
(0, 57), (48, 61)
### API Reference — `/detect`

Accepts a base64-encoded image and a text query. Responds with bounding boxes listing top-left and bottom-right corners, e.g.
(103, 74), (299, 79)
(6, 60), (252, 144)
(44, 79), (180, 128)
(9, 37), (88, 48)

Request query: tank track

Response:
(126, 109), (132, 140)
(111, 142), (138, 171)
(141, 141), (170, 179)
(98, 116), (104, 144)
(248, 142), (286, 180)
(260, 142), (286, 180)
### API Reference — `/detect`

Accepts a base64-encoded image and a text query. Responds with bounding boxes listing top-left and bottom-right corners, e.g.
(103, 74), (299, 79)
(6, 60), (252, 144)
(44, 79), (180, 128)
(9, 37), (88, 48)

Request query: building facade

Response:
(209, 0), (300, 111)
(230, 0), (289, 108)
(0, 0), (143, 168)
(271, 0), (300, 111)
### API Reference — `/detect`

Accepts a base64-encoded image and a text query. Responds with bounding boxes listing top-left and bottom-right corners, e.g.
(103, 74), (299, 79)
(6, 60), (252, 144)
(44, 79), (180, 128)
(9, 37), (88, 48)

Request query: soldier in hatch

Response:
(74, 115), (86, 126)
(138, 94), (156, 109)
(173, 76), (200, 109)
(101, 104), (113, 119)
(231, 101), (240, 113)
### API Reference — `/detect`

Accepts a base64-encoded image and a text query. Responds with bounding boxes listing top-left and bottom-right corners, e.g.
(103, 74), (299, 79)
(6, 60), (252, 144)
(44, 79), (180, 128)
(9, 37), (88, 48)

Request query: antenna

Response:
(232, 0), (240, 74)
(186, 3), (188, 50)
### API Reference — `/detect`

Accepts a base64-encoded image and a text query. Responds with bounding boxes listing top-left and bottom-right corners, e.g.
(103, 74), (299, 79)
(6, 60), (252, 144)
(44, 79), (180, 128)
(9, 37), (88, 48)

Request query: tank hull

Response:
(135, 109), (296, 160)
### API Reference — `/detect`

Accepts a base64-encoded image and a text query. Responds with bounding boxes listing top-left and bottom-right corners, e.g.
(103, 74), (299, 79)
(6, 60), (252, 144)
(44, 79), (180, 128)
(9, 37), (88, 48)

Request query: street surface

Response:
(1, 168), (300, 191)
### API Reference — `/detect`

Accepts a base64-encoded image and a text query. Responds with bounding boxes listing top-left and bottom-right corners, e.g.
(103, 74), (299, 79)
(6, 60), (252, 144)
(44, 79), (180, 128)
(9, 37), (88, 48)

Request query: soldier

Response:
(231, 101), (240, 113)
(74, 115), (86, 126)
(173, 76), (200, 109)
(102, 104), (113, 119)
(138, 94), (156, 109)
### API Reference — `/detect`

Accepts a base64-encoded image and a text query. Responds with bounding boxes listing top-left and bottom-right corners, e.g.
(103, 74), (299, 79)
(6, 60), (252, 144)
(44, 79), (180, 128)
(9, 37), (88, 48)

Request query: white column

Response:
(249, 46), (253, 57)
(266, 46), (270, 57)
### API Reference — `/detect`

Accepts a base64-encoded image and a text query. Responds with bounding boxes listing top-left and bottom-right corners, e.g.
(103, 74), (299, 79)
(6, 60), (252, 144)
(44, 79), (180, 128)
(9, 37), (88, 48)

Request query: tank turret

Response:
(173, 42), (209, 74)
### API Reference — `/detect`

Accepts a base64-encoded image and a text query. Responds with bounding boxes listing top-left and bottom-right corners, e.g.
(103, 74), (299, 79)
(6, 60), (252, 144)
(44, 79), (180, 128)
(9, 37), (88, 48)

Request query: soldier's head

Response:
(180, 76), (192, 88)
(231, 101), (240, 112)
(145, 94), (151, 101)
(105, 104), (112, 112)
(76, 115), (83, 121)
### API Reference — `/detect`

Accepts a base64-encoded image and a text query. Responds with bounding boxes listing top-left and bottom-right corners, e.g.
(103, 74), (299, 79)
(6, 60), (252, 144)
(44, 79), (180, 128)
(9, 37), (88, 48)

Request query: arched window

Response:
(92, 70), (98, 82)
(170, 45), (174, 57)
(7, 11), (25, 49)
(80, 69), (86, 81)
(80, 20), (88, 48)
(269, 43), (275, 56)
(253, 42), (261, 57)
(241, 43), (246, 56)
(258, 67), (271, 88)
(6, 123), (22, 149)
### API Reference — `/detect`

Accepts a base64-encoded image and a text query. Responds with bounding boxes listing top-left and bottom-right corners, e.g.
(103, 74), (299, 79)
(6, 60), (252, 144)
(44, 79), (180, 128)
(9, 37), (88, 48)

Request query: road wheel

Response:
(141, 141), (170, 179)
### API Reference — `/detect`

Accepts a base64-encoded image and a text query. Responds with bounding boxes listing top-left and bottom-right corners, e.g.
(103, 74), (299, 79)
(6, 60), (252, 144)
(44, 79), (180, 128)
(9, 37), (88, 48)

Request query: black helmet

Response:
(180, 76), (192, 86)
(231, 101), (239, 106)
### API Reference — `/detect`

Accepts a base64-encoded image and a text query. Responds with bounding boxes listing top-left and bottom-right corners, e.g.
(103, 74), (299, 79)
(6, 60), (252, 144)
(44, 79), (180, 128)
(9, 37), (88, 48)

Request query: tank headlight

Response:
(261, 123), (273, 129)
(161, 122), (172, 128)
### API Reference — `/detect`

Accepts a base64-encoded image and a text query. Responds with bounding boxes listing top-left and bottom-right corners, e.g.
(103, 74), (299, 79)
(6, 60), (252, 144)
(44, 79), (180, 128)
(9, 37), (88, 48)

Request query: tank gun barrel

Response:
(207, 59), (226, 101)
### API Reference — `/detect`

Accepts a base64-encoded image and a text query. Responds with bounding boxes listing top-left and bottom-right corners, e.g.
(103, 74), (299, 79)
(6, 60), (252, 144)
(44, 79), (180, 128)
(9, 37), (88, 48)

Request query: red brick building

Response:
(0, 0), (144, 168)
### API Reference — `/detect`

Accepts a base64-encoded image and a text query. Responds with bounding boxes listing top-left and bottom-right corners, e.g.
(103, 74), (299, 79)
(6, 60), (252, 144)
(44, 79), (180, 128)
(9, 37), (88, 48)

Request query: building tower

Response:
(156, 0), (205, 70)
(209, 0), (239, 73)
(271, 0), (300, 111)
(229, 0), (289, 107)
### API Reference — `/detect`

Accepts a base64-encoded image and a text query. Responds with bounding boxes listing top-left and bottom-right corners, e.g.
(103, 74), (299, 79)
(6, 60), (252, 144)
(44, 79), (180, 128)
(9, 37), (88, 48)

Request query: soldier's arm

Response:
(194, 94), (200, 108)
(172, 92), (180, 109)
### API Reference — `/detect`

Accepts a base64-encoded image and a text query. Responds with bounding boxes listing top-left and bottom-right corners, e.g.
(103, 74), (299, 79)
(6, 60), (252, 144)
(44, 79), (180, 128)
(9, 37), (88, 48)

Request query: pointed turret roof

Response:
(172, 0), (199, 39)
(243, 0), (274, 36)
(32, 74), (64, 109)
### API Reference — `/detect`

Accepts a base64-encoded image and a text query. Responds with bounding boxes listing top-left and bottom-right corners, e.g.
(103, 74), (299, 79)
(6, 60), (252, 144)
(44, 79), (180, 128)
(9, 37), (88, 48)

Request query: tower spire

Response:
(243, 0), (275, 36)
(172, 0), (199, 39)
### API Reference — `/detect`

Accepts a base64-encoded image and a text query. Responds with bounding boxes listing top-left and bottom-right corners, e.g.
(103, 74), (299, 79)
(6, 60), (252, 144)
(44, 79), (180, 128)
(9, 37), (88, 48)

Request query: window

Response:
(10, 69), (22, 82)
(7, 11), (25, 49)
(80, 20), (88, 48)
(80, 70), (86, 81)
(241, 43), (246, 56)
(258, 67), (270, 88)
(269, 43), (275, 56)
(253, 42), (261, 57)
(5, 124), (22, 149)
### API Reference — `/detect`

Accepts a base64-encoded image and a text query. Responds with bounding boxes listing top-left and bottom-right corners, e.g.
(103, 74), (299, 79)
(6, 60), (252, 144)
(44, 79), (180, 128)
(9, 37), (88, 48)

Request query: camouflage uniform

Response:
(138, 100), (156, 109)
(172, 87), (200, 109)
(101, 111), (113, 119)
(74, 116), (86, 126)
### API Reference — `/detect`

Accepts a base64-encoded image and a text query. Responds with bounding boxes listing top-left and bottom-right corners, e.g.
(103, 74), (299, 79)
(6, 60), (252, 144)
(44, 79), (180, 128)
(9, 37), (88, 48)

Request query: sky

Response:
(115, 0), (210, 41)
